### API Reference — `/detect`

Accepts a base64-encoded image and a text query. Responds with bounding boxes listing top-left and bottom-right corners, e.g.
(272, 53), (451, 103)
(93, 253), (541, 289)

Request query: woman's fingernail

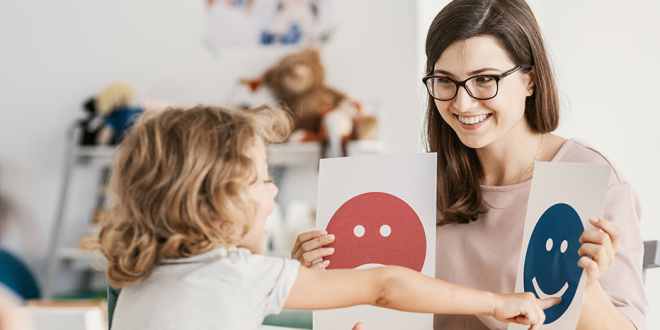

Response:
(320, 230), (327, 235)
(326, 234), (335, 241)
(325, 247), (334, 253)
(589, 217), (599, 223)
(323, 260), (330, 265)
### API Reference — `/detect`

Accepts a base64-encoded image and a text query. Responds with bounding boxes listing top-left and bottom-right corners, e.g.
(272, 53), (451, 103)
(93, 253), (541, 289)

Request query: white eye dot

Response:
(561, 240), (568, 253)
(546, 238), (553, 251)
(354, 225), (365, 237)
(380, 225), (391, 237)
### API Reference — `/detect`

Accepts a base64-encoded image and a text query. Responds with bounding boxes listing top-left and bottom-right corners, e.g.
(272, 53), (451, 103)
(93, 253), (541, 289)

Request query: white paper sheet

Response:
(508, 162), (611, 329)
(313, 153), (437, 330)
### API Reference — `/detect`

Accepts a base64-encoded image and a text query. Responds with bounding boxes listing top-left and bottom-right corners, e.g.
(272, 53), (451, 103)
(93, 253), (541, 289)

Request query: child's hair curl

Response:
(97, 105), (292, 288)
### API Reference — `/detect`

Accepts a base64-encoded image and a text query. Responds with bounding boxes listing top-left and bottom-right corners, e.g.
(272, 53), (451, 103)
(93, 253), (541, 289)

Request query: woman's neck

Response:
(476, 128), (544, 187)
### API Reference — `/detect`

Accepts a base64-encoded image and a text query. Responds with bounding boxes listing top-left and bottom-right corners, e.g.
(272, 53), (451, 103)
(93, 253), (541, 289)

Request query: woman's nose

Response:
(453, 86), (479, 113)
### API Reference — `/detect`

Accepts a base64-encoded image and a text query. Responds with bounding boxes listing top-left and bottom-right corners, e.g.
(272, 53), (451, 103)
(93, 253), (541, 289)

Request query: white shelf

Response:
(270, 140), (387, 167)
(71, 146), (116, 166)
(68, 140), (386, 166)
(56, 248), (107, 270)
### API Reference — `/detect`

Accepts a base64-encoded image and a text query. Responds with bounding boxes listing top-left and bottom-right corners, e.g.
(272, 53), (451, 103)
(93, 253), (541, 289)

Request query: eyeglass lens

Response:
(426, 76), (498, 100)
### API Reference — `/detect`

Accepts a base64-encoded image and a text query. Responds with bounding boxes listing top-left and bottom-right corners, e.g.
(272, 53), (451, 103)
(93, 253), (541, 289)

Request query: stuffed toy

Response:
(95, 82), (144, 145)
(77, 97), (105, 146)
(262, 48), (379, 150)
(227, 78), (278, 111)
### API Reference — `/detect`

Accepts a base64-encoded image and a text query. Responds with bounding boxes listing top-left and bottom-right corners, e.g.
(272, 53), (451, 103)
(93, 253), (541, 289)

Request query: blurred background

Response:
(0, 0), (658, 328)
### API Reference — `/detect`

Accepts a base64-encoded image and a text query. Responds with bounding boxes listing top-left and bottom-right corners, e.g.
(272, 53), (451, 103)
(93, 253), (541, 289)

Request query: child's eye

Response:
(264, 180), (273, 184)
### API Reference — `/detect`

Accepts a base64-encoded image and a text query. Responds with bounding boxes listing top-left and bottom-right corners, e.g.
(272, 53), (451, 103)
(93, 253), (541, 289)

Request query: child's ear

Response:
(215, 219), (245, 243)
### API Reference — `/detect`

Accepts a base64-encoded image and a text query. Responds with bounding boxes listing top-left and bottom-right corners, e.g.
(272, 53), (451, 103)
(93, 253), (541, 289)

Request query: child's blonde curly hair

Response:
(97, 105), (292, 288)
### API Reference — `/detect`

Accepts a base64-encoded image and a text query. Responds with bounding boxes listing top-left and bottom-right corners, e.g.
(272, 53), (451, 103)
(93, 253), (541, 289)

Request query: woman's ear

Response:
(526, 67), (536, 96)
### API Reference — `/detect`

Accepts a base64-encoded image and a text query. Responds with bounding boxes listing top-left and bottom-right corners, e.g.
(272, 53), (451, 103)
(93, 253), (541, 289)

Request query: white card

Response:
(313, 153), (437, 330)
(508, 162), (611, 329)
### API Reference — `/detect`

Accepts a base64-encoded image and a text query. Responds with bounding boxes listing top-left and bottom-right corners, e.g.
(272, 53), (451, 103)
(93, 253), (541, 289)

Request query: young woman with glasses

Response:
(291, 0), (648, 329)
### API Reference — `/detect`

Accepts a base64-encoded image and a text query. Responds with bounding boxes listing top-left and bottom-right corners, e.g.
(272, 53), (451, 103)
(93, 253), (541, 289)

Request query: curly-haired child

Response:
(96, 105), (558, 330)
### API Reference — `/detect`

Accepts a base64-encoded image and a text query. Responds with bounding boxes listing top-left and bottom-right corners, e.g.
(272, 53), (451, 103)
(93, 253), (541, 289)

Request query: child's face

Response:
(238, 138), (278, 254)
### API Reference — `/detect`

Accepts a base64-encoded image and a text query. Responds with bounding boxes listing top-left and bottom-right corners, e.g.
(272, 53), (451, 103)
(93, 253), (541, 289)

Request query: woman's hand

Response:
(578, 217), (621, 286)
(491, 293), (561, 330)
(291, 230), (335, 269)
(351, 322), (364, 330)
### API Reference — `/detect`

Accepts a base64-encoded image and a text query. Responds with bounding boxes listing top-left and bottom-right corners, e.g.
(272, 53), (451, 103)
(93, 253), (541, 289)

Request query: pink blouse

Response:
(434, 138), (648, 330)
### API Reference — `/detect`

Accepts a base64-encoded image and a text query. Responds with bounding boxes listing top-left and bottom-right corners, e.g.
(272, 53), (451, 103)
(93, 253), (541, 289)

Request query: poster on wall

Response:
(313, 153), (436, 330)
(207, 0), (334, 48)
(508, 162), (611, 330)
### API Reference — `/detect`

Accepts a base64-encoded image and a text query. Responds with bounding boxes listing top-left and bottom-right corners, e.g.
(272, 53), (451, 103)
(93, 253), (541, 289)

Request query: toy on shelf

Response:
(261, 48), (379, 155)
(95, 82), (144, 146)
(77, 97), (106, 146)
(228, 78), (278, 111)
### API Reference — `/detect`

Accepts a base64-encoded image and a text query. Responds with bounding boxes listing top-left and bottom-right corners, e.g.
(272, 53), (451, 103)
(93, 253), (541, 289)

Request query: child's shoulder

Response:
(229, 248), (301, 272)
(154, 247), (299, 284)
(194, 247), (301, 276)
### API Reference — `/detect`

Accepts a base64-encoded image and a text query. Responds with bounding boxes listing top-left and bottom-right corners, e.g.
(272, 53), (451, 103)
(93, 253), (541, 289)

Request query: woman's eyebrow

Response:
(468, 67), (502, 75)
(432, 67), (502, 76)
(432, 69), (453, 76)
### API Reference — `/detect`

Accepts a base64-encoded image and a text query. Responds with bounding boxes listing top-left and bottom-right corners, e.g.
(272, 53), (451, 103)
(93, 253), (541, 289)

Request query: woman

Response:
(291, 0), (648, 329)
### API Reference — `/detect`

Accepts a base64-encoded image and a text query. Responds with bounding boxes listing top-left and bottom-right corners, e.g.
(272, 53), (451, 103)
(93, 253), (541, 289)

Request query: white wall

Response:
(418, 0), (660, 327)
(0, 0), (418, 294)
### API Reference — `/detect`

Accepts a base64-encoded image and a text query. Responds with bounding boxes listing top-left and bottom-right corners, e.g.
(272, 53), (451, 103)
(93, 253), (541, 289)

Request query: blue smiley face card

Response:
(508, 162), (611, 330)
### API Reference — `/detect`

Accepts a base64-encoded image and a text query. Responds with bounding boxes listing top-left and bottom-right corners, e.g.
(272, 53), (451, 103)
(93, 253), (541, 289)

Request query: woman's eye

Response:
(435, 77), (453, 86)
(475, 76), (495, 84)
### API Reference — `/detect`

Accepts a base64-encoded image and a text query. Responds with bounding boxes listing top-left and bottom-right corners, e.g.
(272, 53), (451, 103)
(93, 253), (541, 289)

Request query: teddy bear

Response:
(262, 48), (378, 151)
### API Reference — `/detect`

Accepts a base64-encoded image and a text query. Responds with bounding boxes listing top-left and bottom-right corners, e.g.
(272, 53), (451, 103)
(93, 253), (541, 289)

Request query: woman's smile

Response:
(455, 113), (491, 129)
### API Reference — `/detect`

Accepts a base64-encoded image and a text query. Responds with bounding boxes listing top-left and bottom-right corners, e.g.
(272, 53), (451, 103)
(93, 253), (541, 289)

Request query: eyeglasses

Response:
(422, 66), (522, 101)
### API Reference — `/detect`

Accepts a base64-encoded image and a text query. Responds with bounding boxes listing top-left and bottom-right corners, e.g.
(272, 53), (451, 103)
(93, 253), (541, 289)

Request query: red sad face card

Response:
(324, 192), (426, 272)
(314, 153), (436, 330)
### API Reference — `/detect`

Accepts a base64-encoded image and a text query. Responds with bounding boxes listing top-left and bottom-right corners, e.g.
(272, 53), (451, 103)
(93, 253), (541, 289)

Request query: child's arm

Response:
(284, 265), (559, 329)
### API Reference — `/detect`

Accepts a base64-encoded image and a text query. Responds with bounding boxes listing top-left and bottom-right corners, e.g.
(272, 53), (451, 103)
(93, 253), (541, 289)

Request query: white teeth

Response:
(459, 114), (489, 125)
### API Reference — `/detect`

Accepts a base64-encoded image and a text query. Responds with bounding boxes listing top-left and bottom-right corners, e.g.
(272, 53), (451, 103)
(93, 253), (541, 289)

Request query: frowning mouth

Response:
(532, 277), (568, 299)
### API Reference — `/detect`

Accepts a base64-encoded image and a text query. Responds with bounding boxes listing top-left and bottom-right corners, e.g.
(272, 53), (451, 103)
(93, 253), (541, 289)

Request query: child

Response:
(96, 105), (558, 330)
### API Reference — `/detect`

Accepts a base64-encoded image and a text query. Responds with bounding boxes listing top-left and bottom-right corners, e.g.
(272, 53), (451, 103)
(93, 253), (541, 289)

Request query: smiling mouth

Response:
(532, 277), (568, 299)
(456, 114), (491, 125)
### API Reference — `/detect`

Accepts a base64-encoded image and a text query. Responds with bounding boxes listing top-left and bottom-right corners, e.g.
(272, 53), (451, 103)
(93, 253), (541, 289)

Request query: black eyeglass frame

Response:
(422, 66), (523, 101)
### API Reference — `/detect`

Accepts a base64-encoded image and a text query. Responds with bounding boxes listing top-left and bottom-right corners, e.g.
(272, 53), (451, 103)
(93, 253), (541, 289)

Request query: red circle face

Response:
(324, 192), (426, 272)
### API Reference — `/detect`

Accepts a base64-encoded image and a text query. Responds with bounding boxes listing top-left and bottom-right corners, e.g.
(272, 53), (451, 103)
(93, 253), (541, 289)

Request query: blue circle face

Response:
(523, 203), (584, 324)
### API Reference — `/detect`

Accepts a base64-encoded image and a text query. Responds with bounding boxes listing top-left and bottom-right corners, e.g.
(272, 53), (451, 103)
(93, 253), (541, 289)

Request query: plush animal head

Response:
(96, 82), (135, 115)
(263, 48), (325, 101)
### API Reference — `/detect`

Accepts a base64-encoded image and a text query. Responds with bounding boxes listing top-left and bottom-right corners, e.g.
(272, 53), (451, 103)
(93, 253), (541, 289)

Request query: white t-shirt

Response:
(112, 247), (300, 330)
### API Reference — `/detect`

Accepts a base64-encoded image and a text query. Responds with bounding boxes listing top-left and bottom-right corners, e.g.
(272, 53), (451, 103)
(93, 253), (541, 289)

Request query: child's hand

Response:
(291, 230), (335, 269)
(490, 293), (560, 330)
(578, 216), (621, 286)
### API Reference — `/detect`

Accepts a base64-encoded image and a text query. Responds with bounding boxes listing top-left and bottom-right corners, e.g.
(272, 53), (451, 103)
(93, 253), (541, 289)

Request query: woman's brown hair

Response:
(424, 0), (559, 225)
(97, 105), (292, 288)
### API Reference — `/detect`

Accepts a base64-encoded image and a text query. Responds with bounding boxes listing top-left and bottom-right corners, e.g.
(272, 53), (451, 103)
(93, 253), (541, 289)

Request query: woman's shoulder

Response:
(552, 138), (628, 185)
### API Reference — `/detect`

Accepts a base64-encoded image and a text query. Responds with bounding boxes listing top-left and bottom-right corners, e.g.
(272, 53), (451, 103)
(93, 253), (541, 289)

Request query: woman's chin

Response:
(455, 134), (490, 150)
